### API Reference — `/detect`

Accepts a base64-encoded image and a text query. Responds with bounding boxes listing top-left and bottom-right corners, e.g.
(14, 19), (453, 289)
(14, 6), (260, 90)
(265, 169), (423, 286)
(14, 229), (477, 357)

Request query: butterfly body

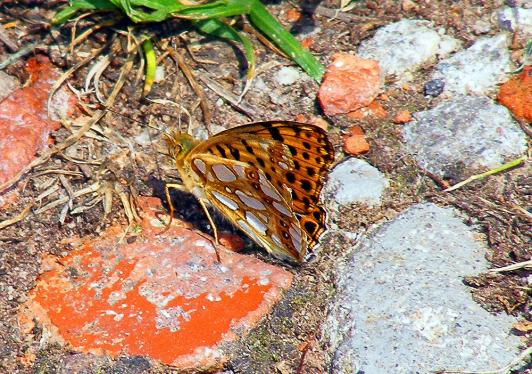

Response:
(165, 121), (334, 263)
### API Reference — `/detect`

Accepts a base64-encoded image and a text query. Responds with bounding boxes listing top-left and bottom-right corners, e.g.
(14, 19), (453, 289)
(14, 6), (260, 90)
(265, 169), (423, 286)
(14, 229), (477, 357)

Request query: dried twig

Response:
(167, 47), (212, 130)
(489, 259), (532, 273)
(198, 74), (260, 119)
(0, 202), (33, 230)
(47, 37), (116, 117)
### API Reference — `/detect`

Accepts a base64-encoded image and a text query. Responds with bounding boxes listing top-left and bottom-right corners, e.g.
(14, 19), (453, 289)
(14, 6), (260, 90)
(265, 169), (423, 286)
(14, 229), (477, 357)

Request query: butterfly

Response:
(164, 121), (334, 263)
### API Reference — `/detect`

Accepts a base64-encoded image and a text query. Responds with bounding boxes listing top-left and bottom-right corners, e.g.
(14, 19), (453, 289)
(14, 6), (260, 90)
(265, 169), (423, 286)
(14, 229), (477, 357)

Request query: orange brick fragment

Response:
(18, 197), (293, 371)
(318, 54), (382, 115)
(393, 110), (413, 124)
(497, 66), (532, 122)
(343, 125), (370, 155)
(301, 37), (314, 49)
(285, 9), (301, 22)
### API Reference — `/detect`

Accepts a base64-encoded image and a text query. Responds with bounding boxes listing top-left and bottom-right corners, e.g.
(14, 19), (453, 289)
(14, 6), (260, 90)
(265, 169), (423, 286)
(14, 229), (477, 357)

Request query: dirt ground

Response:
(0, 0), (530, 373)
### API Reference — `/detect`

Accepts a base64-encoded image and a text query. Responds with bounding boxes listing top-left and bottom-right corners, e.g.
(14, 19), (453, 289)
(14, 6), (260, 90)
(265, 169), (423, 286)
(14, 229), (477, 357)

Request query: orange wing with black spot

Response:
(190, 121), (334, 249)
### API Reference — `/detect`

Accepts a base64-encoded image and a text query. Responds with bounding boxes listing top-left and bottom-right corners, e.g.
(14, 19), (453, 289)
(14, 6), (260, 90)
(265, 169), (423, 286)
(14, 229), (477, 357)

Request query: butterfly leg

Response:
(197, 198), (222, 263)
(160, 182), (186, 233)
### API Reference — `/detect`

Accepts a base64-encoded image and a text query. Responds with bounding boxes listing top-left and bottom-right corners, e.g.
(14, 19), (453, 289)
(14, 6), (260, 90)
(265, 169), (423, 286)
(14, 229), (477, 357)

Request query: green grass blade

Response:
(142, 38), (157, 96)
(52, 0), (117, 25)
(247, 0), (324, 82)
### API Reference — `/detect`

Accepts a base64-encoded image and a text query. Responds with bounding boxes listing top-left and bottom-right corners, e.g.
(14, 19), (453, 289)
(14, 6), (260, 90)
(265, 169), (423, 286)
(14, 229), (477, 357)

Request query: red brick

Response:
(19, 197), (293, 371)
(0, 55), (76, 191)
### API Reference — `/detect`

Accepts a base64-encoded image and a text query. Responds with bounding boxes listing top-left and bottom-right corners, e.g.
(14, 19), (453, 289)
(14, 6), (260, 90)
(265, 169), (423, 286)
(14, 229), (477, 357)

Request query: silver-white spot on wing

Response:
(211, 191), (239, 210)
(194, 159), (207, 175)
(258, 173), (282, 202)
(212, 164), (237, 182)
(256, 212), (269, 223)
(271, 234), (283, 248)
(273, 201), (291, 217)
(278, 161), (289, 170)
(237, 219), (263, 244)
(245, 211), (267, 234)
(225, 187), (232, 193)
(235, 190), (266, 210)
(289, 223), (304, 253)
(232, 164), (247, 179)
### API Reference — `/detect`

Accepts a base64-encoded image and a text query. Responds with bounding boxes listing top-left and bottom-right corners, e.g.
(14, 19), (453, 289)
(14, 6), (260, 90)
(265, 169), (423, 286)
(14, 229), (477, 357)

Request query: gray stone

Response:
(431, 33), (512, 96)
(358, 19), (461, 83)
(402, 96), (527, 179)
(495, 6), (532, 37)
(321, 158), (389, 208)
(325, 203), (521, 374)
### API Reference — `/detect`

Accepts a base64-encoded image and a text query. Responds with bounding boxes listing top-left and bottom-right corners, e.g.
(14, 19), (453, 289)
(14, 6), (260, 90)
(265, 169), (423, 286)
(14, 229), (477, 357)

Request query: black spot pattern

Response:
(300, 179), (312, 192)
(288, 145), (297, 155)
(268, 127), (284, 142)
(286, 172), (296, 183)
(215, 144), (227, 158)
(306, 167), (315, 177)
(304, 221), (317, 233)
(229, 146), (240, 160)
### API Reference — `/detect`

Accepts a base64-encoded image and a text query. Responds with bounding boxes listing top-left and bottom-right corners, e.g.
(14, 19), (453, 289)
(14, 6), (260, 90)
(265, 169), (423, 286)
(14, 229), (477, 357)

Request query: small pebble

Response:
(423, 79), (445, 97)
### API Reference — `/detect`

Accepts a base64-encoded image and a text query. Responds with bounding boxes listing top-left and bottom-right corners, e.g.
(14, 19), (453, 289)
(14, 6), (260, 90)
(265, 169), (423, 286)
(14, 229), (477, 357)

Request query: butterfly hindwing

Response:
(189, 153), (308, 262)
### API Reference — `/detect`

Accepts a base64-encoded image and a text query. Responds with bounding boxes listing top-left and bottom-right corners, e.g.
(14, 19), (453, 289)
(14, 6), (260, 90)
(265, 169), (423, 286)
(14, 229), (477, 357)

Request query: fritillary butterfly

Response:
(164, 121), (334, 262)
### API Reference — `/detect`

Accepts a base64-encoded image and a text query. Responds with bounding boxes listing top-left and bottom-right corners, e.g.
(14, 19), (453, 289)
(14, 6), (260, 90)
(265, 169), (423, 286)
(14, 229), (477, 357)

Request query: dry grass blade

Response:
(0, 110), (105, 192)
(72, 18), (118, 48)
(198, 74), (260, 119)
(103, 37), (137, 107)
(444, 156), (527, 192)
(0, 202), (33, 230)
(85, 55), (111, 102)
(167, 48), (212, 131)
(489, 259), (532, 273)
(47, 37), (117, 117)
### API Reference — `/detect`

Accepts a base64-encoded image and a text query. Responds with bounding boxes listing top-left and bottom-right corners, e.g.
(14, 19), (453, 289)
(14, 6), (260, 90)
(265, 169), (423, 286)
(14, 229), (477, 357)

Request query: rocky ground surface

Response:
(0, 0), (530, 373)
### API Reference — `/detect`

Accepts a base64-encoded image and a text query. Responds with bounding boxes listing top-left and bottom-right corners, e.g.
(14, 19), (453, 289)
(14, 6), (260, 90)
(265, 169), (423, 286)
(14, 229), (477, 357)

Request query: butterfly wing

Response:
(189, 121), (334, 248)
(187, 153), (308, 262)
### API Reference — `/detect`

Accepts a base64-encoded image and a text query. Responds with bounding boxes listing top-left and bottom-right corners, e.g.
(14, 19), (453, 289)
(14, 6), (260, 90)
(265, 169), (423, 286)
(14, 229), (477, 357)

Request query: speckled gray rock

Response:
(324, 203), (521, 374)
(431, 33), (512, 96)
(321, 158), (389, 208)
(402, 96), (527, 179)
(495, 6), (532, 37)
(357, 19), (461, 83)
